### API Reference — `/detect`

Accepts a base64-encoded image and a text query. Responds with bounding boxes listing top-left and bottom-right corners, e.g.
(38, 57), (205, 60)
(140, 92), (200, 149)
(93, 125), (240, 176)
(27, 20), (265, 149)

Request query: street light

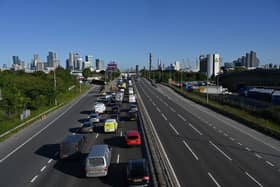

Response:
(206, 71), (209, 104)
(54, 68), (57, 105)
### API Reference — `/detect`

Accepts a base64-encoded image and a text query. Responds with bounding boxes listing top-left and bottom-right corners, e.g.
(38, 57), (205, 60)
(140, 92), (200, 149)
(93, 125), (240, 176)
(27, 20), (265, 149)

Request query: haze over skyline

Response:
(0, 0), (279, 70)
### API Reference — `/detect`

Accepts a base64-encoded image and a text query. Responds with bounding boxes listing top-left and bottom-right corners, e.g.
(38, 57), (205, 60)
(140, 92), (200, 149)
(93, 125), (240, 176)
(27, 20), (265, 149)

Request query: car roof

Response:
(127, 130), (140, 136)
(105, 119), (116, 123)
(63, 134), (84, 143)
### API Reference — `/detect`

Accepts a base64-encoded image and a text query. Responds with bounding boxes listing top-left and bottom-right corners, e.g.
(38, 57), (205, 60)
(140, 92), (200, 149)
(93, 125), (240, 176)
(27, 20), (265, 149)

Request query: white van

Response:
(129, 94), (136, 103)
(85, 144), (112, 177)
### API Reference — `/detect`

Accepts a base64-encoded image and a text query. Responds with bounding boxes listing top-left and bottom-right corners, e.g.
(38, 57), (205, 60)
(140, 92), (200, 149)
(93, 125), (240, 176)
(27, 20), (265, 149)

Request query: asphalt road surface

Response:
(0, 85), (144, 187)
(136, 78), (280, 187)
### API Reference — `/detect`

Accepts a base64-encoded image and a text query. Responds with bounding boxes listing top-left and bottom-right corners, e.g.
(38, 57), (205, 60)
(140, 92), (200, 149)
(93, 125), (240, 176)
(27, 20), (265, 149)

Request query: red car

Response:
(125, 130), (141, 146)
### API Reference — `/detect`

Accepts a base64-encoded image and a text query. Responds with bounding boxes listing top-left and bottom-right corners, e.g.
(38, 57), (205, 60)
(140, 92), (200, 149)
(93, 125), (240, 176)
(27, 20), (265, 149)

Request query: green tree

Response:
(82, 68), (92, 79)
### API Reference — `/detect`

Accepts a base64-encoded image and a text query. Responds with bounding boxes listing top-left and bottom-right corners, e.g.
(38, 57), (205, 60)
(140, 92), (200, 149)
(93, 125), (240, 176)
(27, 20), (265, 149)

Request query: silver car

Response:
(85, 144), (112, 177)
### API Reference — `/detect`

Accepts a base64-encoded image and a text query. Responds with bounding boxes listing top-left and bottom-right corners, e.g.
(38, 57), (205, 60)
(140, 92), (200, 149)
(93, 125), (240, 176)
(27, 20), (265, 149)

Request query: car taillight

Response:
(143, 176), (150, 180)
(104, 167), (108, 171)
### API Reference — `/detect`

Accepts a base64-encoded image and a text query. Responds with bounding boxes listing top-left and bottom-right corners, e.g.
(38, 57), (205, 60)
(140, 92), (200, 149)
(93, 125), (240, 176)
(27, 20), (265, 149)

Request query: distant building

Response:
(96, 59), (105, 71)
(107, 61), (118, 72)
(11, 56), (25, 71)
(224, 62), (234, 69)
(47, 51), (59, 68)
(12, 56), (21, 65)
(83, 55), (93, 70)
(136, 65), (139, 76)
(165, 61), (180, 71)
(199, 53), (221, 78)
(233, 51), (259, 69)
(66, 52), (74, 70)
(36, 62), (45, 71)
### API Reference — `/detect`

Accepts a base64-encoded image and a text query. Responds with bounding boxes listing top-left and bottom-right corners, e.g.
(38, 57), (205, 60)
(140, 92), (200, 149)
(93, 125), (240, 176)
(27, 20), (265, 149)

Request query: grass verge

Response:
(162, 82), (280, 139)
(0, 84), (91, 142)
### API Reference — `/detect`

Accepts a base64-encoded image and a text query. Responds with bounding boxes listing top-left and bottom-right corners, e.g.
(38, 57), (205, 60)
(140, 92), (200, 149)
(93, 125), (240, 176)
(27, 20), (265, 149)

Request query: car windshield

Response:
(128, 135), (138, 140)
(129, 162), (146, 178)
(88, 158), (104, 167)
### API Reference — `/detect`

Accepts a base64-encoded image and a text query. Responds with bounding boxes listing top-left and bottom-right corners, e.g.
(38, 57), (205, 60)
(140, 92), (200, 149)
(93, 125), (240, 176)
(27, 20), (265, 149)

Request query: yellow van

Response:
(104, 119), (118, 133)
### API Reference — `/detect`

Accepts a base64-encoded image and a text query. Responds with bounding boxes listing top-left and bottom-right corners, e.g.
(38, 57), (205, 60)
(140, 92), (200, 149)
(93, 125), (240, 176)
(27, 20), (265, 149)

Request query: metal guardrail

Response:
(135, 81), (181, 187)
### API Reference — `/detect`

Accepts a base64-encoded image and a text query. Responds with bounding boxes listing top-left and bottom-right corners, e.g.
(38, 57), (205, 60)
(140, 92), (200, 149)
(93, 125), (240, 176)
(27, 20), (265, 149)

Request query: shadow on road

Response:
(99, 162), (127, 187)
(53, 153), (87, 178)
(80, 110), (92, 115)
(103, 136), (127, 148)
(35, 144), (60, 160)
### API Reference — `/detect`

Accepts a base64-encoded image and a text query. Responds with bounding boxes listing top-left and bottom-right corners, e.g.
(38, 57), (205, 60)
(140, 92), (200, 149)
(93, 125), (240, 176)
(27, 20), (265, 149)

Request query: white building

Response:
(200, 53), (221, 78)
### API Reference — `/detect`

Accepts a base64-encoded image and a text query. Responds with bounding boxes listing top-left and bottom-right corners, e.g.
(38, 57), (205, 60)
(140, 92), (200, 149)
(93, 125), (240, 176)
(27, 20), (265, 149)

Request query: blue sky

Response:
(0, 0), (279, 70)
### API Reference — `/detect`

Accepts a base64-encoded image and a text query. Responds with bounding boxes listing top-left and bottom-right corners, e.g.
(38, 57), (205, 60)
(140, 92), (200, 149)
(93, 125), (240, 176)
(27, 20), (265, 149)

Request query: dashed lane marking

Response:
(30, 175), (38, 183)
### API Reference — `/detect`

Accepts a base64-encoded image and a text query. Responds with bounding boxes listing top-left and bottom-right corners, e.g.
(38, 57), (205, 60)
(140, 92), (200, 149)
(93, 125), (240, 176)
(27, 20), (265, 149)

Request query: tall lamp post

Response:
(54, 69), (57, 105)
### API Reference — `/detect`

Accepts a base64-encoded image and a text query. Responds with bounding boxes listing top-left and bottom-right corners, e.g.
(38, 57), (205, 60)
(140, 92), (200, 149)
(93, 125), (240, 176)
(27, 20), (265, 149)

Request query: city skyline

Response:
(0, 0), (279, 69)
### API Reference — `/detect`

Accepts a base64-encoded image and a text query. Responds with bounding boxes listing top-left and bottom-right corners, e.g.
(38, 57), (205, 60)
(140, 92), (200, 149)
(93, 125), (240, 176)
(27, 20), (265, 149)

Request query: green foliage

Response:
(82, 68), (93, 78)
(0, 68), (79, 118)
(141, 70), (207, 83)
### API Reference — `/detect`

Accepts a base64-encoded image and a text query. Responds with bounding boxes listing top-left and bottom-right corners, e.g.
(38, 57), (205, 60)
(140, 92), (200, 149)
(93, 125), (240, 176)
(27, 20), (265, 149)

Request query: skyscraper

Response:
(96, 59), (105, 71)
(66, 52), (74, 70)
(199, 53), (221, 78)
(47, 51), (59, 68)
(32, 54), (40, 70)
(12, 56), (20, 65)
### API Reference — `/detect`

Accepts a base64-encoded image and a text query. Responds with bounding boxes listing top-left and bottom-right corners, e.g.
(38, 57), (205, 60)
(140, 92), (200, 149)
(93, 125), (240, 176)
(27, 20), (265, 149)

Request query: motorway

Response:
(136, 78), (280, 187)
(0, 85), (145, 187)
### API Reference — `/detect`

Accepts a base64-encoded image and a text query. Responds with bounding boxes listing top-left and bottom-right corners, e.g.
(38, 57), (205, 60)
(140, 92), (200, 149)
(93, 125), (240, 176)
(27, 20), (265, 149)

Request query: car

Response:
(104, 119), (118, 133)
(85, 144), (112, 177)
(112, 104), (120, 114)
(80, 120), (94, 133)
(128, 108), (138, 120)
(129, 94), (136, 103)
(93, 102), (106, 114)
(60, 134), (86, 159)
(125, 130), (141, 146)
(129, 104), (138, 111)
(115, 92), (124, 102)
(127, 159), (150, 187)
(111, 113), (120, 122)
(88, 112), (100, 123)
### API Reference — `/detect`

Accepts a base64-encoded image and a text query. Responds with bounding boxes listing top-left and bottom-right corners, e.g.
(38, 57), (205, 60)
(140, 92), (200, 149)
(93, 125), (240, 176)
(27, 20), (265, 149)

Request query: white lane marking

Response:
(95, 133), (99, 139)
(188, 123), (203, 135)
(169, 123), (179, 135)
(245, 147), (251, 151)
(238, 142), (242, 146)
(120, 130), (123, 137)
(152, 102), (156, 106)
(209, 141), (232, 161)
(170, 107), (176, 112)
(48, 159), (53, 164)
(208, 172), (221, 187)
(116, 154), (120, 164)
(182, 140), (199, 160)
(265, 161), (274, 167)
(245, 172), (263, 187)
(30, 175), (38, 183)
(255, 153), (262, 159)
(164, 102), (168, 106)
(177, 114), (186, 121)
(162, 113), (168, 121)
(156, 107), (161, 112)
(0, 99), (80, 163)
(230, 137), (235, 141)
(224, 133), (228, 137)
(40, 166), (47, 172)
